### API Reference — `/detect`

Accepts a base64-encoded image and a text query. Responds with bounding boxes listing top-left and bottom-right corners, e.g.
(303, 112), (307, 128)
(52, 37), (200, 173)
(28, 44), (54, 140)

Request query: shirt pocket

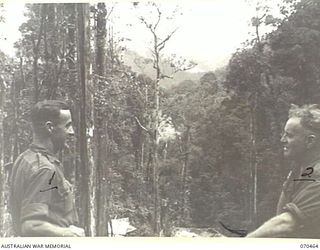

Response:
(54, 178), (75, 215)
(48, 175), (78, 226)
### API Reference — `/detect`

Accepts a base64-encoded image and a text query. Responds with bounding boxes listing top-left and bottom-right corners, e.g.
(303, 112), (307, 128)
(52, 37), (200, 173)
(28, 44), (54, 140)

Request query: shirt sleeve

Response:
(283, 181), (320, 224)
(20, 167), (58, 223)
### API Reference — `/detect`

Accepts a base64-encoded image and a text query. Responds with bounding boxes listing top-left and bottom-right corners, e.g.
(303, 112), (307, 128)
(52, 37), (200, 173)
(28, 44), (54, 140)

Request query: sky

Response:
(0, 1), (26, 56)
(111, 0), (283, 72)
(0, 0), (285, 72)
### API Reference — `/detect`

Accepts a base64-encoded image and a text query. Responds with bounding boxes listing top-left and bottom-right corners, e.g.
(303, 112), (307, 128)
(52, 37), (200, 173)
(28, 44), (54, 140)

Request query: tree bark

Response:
(248, 92), (258, 229)
(180, 125), (190, 224)
(76, 3), (92, 236)
(94, 2), (109, 236)
(32, 5), (46, 103)
(0, 77), (5, 236)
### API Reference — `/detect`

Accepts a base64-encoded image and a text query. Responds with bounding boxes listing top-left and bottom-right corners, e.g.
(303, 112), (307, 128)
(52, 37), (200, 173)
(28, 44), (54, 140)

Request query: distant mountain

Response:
(121, 49), (205, 89)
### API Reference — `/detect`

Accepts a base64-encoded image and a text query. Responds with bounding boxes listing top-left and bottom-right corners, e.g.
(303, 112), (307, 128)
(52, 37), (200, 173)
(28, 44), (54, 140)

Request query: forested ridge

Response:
(0, 0), (319, 236)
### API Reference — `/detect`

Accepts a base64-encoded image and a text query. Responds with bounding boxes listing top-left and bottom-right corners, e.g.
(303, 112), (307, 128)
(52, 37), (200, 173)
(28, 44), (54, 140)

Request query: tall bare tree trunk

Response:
(248, 92), (258, 229)
(94, 2), (109, 236)
(65, 4), (84, 231)
(0, 77), (5, 236)
(152, 79), (161, 235)
(77, 3), (93, 236)
(179, 125), (190, 224)
(11, 78), (19, 161)
(32, 5), (46, 103)
(46, 4), (60, 100)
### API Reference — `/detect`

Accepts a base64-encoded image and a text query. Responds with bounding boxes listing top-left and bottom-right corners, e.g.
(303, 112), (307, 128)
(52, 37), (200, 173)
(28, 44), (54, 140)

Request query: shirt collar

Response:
(29, 143), (61, 165)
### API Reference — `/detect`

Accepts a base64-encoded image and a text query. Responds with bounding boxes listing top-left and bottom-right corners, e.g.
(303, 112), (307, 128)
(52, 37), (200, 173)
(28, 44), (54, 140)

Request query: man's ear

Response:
(44, 121), (54, 134)
(306, 134), (317, 149)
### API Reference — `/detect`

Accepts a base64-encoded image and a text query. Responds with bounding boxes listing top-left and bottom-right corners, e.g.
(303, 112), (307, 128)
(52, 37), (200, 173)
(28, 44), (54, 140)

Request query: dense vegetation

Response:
(0, 0), (319, 236)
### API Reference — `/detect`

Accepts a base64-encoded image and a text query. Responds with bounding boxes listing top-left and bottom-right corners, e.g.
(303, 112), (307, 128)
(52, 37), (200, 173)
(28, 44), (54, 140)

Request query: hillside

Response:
(122, 49), (205, 89)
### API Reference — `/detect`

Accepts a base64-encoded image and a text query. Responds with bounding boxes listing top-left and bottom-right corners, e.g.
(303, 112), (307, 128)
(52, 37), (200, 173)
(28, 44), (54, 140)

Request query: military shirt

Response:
(277, 159), (320, 238)
(10, 144), (78, 236)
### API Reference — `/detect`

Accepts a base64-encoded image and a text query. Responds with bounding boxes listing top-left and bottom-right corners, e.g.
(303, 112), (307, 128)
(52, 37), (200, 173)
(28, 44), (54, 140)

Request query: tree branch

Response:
(134, 116), (151, 134)
(154, 6), (162, 31)
(172, 64), (196, 74)
(106, 5), (115, 22)
(35, 5), (46, 53)
(157, 27), (179, 49)
(160, 73), (173, 79)
(258, 13), (267, 22)
(139, 16), (154, 32)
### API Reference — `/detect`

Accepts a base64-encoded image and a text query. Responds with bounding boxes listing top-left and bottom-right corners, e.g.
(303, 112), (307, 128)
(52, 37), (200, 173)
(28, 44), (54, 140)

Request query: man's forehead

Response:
(59, 109), (72, 121)
(285, 117), (303, 131)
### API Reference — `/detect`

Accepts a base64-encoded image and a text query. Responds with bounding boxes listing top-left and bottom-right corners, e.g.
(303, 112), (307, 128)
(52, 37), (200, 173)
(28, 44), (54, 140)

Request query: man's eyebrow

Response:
(283, 131), (292, 136)
(66, 121), (72, 127)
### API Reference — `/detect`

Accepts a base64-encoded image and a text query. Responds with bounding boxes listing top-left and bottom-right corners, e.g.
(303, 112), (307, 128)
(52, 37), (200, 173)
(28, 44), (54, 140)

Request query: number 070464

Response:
(300, 244), (319, 248)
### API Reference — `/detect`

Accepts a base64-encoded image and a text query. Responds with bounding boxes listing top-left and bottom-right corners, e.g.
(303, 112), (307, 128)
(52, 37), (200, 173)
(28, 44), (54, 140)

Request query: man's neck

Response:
(299, 151), (320, 167)
(32, 134), (56, 155)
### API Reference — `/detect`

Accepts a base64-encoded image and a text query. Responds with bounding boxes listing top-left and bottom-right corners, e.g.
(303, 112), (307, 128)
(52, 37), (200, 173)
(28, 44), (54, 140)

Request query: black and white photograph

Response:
(0, 0), (320, 244)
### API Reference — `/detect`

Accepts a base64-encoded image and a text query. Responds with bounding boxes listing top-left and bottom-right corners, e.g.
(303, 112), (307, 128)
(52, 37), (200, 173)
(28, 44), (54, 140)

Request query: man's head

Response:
(281, 104), (320, 163)
(31, 100), (74, 153)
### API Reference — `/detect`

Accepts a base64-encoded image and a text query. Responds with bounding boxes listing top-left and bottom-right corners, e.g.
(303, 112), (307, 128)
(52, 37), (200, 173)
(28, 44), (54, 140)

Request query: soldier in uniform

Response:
(247, 104), (320, 238)
(10, 100), (85, 236)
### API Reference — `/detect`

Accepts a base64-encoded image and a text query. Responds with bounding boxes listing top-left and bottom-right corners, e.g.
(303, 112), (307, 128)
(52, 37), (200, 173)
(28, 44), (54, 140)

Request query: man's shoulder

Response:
(14, 149), (56, 173)
(311, 160), (320, 178)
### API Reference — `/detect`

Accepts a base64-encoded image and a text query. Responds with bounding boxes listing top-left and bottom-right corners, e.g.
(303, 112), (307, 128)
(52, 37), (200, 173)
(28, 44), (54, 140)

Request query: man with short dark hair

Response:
(247, 104), (320, 238)
(10, 100), (85, 237)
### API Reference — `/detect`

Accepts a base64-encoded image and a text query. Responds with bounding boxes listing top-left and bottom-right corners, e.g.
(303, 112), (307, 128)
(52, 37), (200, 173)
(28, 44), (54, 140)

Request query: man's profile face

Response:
(280, 117), (308, 161)
(51, 109), (74, 152)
